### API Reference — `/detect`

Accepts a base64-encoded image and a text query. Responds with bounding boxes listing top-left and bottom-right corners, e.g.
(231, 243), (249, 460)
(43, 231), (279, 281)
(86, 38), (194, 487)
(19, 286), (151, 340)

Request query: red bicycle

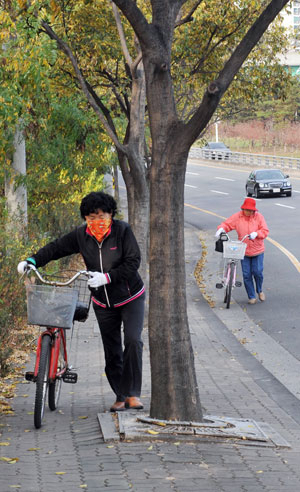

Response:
(23, 266), (91, 428)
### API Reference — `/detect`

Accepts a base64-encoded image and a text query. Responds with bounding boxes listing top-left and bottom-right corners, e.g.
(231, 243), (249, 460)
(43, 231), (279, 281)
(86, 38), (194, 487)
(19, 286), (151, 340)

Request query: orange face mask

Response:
(86, 218), (112, 243)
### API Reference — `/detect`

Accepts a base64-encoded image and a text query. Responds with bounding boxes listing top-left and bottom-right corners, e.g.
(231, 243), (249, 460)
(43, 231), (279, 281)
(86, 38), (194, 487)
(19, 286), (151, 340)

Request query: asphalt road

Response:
(184, 159), (300, 364)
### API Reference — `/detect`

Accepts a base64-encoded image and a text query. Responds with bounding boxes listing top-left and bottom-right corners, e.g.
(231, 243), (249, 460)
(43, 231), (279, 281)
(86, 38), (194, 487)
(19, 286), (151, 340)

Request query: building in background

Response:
(280, 1), (300, 75)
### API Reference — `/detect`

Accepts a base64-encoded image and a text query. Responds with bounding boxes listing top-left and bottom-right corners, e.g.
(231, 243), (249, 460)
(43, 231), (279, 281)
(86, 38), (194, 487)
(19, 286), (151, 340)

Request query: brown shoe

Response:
(110, 401), (126, 412)
(248, 298), (257, 305)
(258, 292), (265, 302)
(125, 397), (144, 410)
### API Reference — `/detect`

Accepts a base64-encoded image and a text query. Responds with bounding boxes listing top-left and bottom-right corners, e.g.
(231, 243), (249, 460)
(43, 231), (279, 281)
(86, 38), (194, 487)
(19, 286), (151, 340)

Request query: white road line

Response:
(293, 190), (300, 193)
(210, 190), (229, 195)
(215, 177), (235, 181)
(275, 203), (295, 209)
(185, 184), (197, 188)
(186, 172), (200, 175)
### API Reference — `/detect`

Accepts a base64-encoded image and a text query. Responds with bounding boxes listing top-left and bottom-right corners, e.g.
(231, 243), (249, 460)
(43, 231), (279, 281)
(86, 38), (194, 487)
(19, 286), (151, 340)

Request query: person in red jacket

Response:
(216, 197), (269, 304)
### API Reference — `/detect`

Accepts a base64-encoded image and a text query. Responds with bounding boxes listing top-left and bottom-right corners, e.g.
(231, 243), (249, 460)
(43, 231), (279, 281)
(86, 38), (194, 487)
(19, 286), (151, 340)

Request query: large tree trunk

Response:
(148, 134), (202, 421)
(140, 13), (203, 421)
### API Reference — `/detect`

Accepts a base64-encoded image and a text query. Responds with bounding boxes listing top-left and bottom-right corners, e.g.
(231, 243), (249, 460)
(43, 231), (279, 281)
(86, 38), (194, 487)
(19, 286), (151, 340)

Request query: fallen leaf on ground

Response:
(0, 457), (19, 463)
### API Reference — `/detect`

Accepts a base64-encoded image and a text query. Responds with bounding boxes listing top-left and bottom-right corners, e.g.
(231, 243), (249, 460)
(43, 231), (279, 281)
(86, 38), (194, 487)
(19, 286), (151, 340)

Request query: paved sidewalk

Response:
(1, 226), (300, 491)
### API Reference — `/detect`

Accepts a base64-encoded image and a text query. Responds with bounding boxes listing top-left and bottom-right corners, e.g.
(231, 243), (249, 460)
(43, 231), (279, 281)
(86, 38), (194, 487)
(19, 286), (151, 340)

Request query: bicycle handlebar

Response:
(24, 264), (90, 286)
(220, 232), (250, 242)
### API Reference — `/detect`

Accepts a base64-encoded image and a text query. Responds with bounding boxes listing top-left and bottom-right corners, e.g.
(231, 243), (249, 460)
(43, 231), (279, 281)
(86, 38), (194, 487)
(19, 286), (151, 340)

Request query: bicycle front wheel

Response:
(48, 336), (65, 411)
(34, 335), (51, 429)
(224, 262), (235, 309)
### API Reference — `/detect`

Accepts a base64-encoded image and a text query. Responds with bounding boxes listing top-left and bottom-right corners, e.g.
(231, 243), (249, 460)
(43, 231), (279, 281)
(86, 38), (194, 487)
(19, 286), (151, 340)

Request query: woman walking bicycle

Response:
(18, 191), (145, 412)
(215, 197), (269, 304)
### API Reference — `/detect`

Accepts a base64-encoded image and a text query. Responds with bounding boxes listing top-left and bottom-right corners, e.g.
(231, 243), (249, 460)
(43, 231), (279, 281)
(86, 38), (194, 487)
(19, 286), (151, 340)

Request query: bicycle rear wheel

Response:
(34, 335), (51, 429)
(224, 262), (235, 309)
(48, 337), (65, 411)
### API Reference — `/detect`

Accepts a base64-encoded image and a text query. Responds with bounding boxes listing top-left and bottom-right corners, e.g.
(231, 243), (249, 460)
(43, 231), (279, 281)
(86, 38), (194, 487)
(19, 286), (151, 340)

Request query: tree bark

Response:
(149, 139), (202, 421)
(5, 123), (28, 236)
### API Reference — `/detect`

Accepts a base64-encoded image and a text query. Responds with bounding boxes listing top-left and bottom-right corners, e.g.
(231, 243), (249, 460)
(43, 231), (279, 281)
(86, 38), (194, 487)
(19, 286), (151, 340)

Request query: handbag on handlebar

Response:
(215, 232), (229, 253)
(215, 238), (224, 253)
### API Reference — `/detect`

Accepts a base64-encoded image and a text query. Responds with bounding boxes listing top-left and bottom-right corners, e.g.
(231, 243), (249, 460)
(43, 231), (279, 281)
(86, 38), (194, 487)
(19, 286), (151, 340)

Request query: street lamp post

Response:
(215, 121), (219, 142)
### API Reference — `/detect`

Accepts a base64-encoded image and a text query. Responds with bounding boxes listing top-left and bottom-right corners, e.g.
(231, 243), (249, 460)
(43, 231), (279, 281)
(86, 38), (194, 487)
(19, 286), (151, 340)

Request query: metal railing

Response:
(189, 147), (300, 171)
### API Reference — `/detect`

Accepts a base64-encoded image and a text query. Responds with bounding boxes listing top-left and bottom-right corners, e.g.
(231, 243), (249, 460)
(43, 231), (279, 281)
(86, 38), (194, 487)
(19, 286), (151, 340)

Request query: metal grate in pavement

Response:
(97, 412), (291, 448)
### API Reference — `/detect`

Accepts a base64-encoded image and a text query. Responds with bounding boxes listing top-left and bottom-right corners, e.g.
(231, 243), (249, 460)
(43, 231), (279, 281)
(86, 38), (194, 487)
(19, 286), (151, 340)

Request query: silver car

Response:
(201, 142), (231, 160)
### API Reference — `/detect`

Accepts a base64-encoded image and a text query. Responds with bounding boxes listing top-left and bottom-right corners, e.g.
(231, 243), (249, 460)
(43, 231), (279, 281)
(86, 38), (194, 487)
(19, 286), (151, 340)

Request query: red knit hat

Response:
(241, 198), (257, 211)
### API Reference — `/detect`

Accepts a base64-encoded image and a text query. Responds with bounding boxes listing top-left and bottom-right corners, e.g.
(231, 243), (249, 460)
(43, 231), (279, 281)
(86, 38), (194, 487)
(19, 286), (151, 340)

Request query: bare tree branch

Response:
(111, 0), (150, 46)
(131, 51), (143, 79)
(175, 0), (204, 27)
(110, 0), (133, 66)
(110, 1), (143, 80)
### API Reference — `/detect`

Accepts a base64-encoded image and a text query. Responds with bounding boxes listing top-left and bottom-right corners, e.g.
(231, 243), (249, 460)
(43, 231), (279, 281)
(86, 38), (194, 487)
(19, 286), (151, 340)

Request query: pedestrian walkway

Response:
(1, 226), (300, 491)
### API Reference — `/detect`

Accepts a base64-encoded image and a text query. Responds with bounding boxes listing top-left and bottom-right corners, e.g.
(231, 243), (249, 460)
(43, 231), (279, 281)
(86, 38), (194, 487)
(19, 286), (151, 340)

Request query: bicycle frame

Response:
(33, 329), (68, 382)
(223, 259), (238, 287)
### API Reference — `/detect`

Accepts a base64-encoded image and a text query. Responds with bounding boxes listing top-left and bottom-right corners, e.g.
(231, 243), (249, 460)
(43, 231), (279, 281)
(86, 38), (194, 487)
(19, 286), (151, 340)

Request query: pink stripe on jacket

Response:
(218, 211), (269, 257)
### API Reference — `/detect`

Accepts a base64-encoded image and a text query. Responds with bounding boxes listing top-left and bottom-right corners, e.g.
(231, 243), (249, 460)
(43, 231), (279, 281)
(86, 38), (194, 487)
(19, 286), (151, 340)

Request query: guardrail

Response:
(189, 147), (300, 171)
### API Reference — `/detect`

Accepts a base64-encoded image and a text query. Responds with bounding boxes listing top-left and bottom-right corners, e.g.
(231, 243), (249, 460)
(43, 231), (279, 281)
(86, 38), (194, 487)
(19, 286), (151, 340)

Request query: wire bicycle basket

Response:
(26, 270), (91, 329)
(26, 284), (78, 329)
(223, 241), (247, 260)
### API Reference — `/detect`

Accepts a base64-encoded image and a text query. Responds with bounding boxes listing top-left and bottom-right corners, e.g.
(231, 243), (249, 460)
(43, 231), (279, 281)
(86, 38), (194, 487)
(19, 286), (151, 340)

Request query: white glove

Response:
(249, 232), (258, 240)
(215, 227), (225, 238)
(87, 272), (108, 288)
(17, 261), (29, 274)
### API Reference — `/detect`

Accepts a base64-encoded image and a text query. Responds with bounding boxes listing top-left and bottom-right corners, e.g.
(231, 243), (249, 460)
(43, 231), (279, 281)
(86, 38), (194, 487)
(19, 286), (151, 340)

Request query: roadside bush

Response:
(0, 229), (28, 376)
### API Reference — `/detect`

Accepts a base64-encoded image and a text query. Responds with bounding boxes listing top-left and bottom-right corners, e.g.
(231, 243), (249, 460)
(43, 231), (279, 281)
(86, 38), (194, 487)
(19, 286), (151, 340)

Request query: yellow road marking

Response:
(184, 202), (300, 273)
(266, 237), (300, 273)
(184, 202), (227, 220)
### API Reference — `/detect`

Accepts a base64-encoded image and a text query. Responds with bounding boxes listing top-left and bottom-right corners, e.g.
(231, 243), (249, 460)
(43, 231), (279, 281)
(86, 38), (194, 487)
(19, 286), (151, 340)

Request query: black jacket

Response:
(30, 220), (144, 308)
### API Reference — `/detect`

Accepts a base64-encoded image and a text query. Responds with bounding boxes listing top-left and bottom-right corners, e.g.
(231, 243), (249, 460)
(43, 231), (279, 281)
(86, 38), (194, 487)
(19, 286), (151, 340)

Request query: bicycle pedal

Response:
(216, 283), (223, 289)
(25, 371), (36, 382)
(63, 371), (78, 383)
(235, 281), (242, 287)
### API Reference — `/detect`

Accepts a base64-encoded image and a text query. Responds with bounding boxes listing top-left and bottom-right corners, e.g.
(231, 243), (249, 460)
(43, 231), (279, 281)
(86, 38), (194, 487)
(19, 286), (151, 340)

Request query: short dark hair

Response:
(80, 191), (117, 219)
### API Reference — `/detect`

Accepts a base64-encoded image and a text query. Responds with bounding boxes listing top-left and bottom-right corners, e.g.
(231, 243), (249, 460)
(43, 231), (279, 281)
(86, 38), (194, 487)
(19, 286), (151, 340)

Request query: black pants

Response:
(93, 293), (145, 401)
